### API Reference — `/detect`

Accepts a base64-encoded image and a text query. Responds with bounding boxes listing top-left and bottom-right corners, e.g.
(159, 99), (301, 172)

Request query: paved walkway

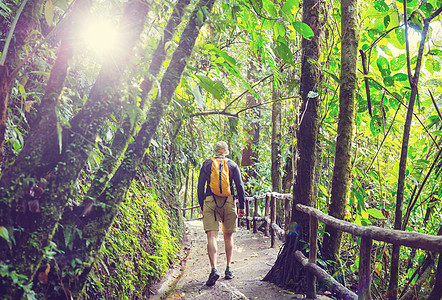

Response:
(152, 220), (330, 299)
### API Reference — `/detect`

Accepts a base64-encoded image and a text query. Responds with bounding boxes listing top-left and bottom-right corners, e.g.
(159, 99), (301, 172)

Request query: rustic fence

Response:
(182, 192), (442, 299)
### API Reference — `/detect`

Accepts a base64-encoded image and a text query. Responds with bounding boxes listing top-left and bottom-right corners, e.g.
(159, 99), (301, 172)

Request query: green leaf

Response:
(263, 0), (277, 17)
(56, 121), (62, 154)
(292, 21), (314, 40)
(409, 10), (423, 32)
(197, 75), (226, 100)
(376, 56), (391, 77)
(275, 42), (294, 66)
(428, 48), (442, 55)
(384, 15), (390, 28)
(0, 227), (10, 243)
(214, 56), (225, 64)
(395, 27), (406, 46)
(390, 54), (406, 71)
(196, 9), (204, 25)
(0, 1), (11, 15)
(374, 0), (389, 12)
(431, 130), (442, 136)
(383, 75), (394, 86)
(367, 208), (385, 219)
(44, 0), (54, 26)
(281, 0), (299, 20)
(262, 19), (273, 30)
(392, 73), (408, 81)
(426, 58), (441, 75)
(421, 2), (433, 17)
(273, 22), (286, 39)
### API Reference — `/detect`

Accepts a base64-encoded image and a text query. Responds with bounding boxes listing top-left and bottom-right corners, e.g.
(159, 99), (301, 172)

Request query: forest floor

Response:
(151, 220), (331, 299)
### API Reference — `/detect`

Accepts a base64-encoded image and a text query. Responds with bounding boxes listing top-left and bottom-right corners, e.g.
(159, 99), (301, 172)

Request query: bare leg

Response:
(224, 232), (233, 267)
(207, 230), (218, 269)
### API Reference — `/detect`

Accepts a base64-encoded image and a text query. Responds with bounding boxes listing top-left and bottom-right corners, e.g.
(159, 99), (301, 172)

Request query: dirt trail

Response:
(151, 220), (330, 299)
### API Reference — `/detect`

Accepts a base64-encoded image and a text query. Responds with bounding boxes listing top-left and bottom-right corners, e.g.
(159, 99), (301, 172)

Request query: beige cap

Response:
(214, 141), (229, 156)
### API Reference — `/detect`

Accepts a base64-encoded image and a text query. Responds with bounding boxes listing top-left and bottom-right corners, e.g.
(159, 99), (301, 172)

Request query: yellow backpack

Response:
(209, 157), (231, 197)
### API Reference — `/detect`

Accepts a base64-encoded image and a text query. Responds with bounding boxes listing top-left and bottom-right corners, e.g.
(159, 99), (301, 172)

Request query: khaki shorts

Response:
(202, 195), (237, 233)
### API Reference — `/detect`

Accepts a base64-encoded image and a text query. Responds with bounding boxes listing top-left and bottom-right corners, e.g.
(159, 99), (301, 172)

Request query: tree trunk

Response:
(388, 15), (432, 300)
(271, 79), (282, 193)
(46, 0), (215, 296)
(322, 0), (359, 283)
(263, 0), (323, 292)
(241, 62), (260, 192)
(0, 0), (56, 163)
(0, 65), (11, 167)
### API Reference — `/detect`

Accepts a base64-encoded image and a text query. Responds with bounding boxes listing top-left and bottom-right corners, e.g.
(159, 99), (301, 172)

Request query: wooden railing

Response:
(182, 192), (442, 299)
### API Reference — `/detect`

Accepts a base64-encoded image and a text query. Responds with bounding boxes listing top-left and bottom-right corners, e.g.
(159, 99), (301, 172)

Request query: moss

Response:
(83, 178), (182, 299)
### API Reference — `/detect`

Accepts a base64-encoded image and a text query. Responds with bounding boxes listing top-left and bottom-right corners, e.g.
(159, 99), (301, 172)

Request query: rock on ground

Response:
(151, 220), (331, 299)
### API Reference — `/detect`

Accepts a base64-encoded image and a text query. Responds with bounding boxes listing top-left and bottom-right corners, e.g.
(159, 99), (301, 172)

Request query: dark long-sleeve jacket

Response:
(197, 156), (246, 210)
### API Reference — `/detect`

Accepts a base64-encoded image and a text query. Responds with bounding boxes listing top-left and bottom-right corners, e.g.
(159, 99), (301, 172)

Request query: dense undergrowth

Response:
(83, 177), (183, 299)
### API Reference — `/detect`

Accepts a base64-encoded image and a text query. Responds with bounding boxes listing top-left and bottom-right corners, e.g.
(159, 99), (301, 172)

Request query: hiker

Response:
(197, 141), (246, 286)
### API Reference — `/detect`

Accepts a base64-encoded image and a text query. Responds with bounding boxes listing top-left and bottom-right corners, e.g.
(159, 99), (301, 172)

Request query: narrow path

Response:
(152, 220), (330, 299)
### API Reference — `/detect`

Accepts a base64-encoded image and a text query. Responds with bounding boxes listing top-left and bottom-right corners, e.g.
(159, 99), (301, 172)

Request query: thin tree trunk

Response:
(0, 65), (11, 167)
(322, 0), (359, 283)
(183, 173), (190, 217)
(263, 0), (323, 292)
(241, 61), (260, 192)
(271, 78), (282, 193)
(388, 11), (433, 299)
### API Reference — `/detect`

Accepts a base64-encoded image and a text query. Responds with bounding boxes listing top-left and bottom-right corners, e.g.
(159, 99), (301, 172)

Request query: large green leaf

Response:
(263, 0), (277, 17)
(45, 0), (54, 26)
(292, 21), (314, 40)
(273, 22), (286, 39)
(390, 54), (406, 71)
(197, 75), (227, 100)
(0, 226), (9, 243)
(275, 42), (294, 66)
(395, 27), (406, 46)
(393, 73), (408, 81)
(281, 0), (299, 20)
(374, 0), (389, 12)
(367, 208), (386, 219)
(425, 58), (441, 75)
(376, 56), (391, 77)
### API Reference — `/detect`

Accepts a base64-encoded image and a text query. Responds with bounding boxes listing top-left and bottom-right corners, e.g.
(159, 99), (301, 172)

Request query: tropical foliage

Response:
(0, 0), (441, 298)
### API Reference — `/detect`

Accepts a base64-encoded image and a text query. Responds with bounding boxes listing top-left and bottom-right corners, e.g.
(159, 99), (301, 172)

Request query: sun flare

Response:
(77, 17), (121, 57)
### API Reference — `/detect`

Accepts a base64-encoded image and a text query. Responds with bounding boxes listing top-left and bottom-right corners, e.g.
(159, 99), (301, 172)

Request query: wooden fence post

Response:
(246, 198), (250, 230)
(264, 193), (270, 237)
(270, 193), (276, 248)
(284, 195), (291, 230)
(307, 215), (318, 299)
(253, 196), (258, 233)
(359, 237), (373, 300)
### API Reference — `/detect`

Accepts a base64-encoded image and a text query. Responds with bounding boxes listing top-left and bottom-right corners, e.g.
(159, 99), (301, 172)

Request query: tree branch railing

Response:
(182, 192), (442, 299)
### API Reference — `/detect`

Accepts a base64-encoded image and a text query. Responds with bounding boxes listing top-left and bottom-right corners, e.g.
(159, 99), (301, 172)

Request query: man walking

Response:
(197, 141), (246, 286)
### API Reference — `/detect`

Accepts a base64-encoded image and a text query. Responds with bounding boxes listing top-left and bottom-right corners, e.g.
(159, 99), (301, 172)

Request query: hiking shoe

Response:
(206, 269), (220, 286)
(225, 268), (234, 280)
